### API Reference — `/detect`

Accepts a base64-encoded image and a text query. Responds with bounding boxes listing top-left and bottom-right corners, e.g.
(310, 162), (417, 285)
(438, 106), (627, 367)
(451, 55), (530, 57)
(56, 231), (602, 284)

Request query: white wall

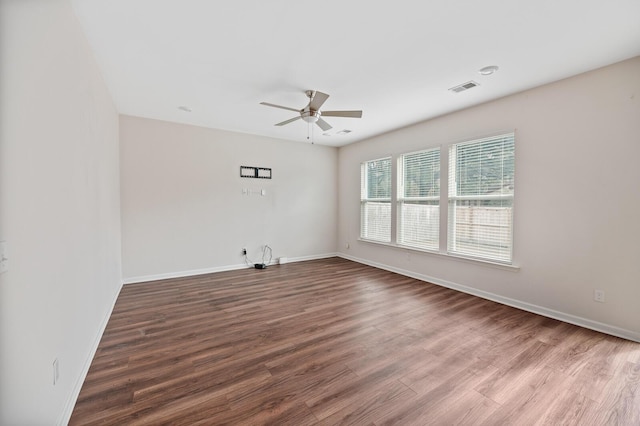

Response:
(120, 116), (337, 281)
(338, 57), (640, 340)
(0, 0), (122, 423)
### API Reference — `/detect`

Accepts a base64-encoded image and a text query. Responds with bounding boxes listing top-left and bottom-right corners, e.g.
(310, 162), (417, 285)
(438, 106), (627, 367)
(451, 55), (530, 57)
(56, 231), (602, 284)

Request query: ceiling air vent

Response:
(449, 80), (480, 93)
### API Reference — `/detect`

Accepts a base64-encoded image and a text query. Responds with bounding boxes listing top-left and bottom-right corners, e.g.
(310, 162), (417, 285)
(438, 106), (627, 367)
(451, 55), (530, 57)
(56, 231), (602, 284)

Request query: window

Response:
(359, 133), (515, 265)
(397, 148), (440, 251)
(448, 134), (515, 263)
(360, 158), (391, 242)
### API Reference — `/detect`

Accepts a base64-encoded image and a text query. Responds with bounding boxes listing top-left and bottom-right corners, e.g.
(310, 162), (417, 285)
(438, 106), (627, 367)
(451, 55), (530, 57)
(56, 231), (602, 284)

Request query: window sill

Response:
(357, 238), (520, 271)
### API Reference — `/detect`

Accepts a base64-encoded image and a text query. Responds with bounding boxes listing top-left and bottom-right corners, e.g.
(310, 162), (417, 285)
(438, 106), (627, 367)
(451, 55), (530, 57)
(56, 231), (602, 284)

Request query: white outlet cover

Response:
(594, 290), (605, 303)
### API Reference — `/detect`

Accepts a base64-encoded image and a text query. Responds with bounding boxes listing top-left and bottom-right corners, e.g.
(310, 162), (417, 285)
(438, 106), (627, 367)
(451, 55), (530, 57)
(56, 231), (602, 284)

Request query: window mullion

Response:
(440, 144), (449, 254)
(390, 154), (398, 244)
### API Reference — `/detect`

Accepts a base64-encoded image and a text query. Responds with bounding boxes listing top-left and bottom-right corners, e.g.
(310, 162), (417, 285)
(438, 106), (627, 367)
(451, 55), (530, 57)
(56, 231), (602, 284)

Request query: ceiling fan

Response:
(260, 90), (362, 131)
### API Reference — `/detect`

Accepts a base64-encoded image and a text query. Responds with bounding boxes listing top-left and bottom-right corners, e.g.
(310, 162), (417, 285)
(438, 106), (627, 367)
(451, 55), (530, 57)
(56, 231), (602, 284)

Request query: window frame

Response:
(358, 132), (516, 268)
(360, 157), (392, 243)
(447, 134), (515, 264)
(396, 147), (441, 252)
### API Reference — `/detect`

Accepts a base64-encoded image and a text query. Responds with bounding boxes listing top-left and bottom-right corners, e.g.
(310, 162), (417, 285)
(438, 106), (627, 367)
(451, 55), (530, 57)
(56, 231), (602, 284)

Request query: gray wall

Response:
(338, 57), (640, 340)
(120, 116), (338, 281)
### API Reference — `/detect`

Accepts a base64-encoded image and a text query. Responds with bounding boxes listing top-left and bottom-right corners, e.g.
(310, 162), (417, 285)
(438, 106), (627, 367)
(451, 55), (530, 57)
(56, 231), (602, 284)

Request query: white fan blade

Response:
(309, 91), (330, 111)
(316, 118), (332, 131)
(321, 110), (362, 118)
(275, 116), (301, 126)
(260, 102), (300, 113)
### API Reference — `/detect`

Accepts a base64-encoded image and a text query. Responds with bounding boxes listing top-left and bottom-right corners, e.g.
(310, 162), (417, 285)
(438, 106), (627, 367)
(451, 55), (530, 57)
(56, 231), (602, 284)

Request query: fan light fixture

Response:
(301, 109), (320, 123)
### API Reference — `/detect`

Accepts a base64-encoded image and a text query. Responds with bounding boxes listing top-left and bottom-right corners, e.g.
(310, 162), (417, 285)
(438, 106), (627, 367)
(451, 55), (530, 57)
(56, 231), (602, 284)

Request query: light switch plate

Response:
(0, 241), (8, 274)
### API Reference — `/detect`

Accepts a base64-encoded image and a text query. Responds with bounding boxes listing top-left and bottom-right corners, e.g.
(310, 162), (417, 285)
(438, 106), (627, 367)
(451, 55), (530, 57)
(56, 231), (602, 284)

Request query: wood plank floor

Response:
(70, 257), (640, 425)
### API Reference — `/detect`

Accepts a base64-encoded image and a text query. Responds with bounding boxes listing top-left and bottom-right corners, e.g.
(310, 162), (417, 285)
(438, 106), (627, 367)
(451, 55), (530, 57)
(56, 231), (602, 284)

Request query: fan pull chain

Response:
(307, 123), (314, 144)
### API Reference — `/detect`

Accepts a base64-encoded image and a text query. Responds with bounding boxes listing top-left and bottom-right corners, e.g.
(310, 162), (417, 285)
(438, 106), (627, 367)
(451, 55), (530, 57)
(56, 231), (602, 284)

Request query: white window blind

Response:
(398, 148), (440, 251)
(448, 134), (515, 263)
(361, 158), (391, 242)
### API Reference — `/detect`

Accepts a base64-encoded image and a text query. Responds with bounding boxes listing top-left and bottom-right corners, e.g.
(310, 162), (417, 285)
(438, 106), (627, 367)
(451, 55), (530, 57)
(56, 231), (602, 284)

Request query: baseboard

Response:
(338, 253), (640, 343)
(122, 263), (250, 285)
(285, 252), (337, 263)
(122, 253), (338, 285)
(58, 281), (123, 425)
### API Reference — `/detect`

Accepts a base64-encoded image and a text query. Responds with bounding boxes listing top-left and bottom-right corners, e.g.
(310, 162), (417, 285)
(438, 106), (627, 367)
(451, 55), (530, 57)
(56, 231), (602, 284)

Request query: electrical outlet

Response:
(242, 248), (247, 255)
(53, 358), (59, 385)
(594, 289), (605, 303)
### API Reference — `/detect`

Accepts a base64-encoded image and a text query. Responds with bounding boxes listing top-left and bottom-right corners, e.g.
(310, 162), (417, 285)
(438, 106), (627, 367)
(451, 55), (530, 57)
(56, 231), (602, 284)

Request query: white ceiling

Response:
(71, 0), (640, 147)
